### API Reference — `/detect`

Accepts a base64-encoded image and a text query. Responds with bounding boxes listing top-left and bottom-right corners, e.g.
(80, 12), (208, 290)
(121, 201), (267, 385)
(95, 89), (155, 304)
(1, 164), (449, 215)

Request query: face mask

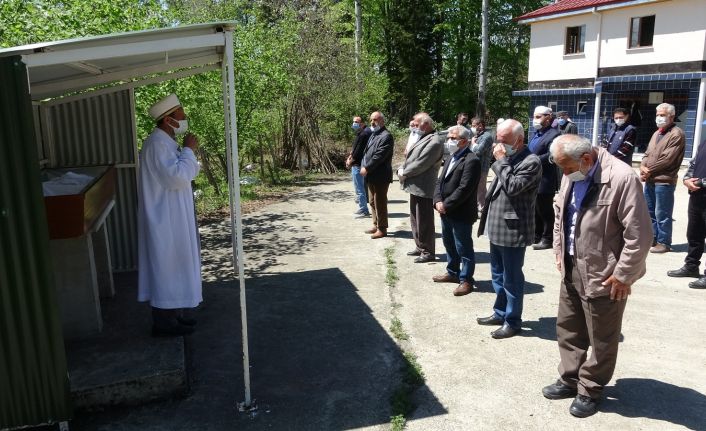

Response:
(567, 160), (587, 182)
(503, 144), (516, 156)
(352, 123), (360, 130)
(172, 119), (188, 135)
(532, 119), (544, 130)
(614, 119), (625, 127)
(407, 132), (420, 146)
(371, 125), (380, 133)
(446, 139), (459, 154)
(470, 127), (477, 135)
(656, 116), (668, 128)
(558, 119), (567, 126)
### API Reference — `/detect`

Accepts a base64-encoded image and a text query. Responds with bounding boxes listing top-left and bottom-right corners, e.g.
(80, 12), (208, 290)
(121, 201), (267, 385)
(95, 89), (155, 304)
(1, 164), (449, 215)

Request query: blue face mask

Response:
(558, 119), (567, 126)
(352, 123), (360, 130)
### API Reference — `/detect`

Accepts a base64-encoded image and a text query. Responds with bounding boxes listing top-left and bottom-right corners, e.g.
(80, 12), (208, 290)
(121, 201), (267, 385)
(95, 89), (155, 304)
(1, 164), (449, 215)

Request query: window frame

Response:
(628, 15), (655, 49)
(564, 25), (586, 55)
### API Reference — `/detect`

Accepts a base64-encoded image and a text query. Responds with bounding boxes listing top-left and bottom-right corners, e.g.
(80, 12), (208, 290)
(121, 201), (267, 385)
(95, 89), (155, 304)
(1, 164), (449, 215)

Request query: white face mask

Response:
(614, 118), (625, 127)
(172, 119), (188, 135)
(532, 119), (544, 130)
(655, 116), (668, 128)
(407, 132), (420, 146)
(470, 127), (477, 135)
(567, 160), (587, 182)
(446, 139), (459, 154)
(371, 125), (380, 133)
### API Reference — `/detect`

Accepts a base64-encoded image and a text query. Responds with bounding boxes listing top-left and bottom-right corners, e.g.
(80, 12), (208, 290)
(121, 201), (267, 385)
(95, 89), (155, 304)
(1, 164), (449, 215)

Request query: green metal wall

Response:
(0, 56), (72, 428)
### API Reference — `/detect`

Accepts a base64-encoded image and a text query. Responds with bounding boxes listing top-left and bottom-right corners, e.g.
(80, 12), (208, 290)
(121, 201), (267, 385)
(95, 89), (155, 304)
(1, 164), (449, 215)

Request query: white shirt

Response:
(137, 128), (202, 309)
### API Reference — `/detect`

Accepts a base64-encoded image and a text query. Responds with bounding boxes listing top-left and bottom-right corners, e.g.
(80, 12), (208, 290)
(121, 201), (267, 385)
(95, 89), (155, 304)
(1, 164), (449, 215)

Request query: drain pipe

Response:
(693, 78), (706, 157)
(591, 7), (603, 146)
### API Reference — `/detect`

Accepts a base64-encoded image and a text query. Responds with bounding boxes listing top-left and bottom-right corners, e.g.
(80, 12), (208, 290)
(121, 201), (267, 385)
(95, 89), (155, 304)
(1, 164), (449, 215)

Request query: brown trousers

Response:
(409, 194), (435, 257)
(367, 181), (390, 231)
(557, 255), (627, 399)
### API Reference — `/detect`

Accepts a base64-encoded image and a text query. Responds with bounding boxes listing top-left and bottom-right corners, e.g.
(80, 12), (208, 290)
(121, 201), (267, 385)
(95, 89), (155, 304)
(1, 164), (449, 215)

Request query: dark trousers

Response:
(367, 181), (390, 231)
(685, 192), (706, 272)
(557, 256), (627, 399)
(535, 193), (554, 242)
(410, 194), (435, 256)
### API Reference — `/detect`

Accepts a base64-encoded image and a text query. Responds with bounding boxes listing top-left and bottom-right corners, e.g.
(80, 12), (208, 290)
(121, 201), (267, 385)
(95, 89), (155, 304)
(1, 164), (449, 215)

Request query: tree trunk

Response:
(476, 0), (489, 119)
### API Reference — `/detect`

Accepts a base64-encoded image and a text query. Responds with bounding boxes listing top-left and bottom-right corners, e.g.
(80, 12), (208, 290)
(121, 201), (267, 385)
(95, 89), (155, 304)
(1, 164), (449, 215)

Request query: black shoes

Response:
(414, 254), (435, 263)
(542, 380), (578, 400)
(491, 322), (521, 339)
(570, 394), (599, 418)
(476, 315), (504, 326)
(667, 265), (700, 278)
(532, 240), (552, 250)
(689, 276), (706, 289)
(406, 249), (421, 256)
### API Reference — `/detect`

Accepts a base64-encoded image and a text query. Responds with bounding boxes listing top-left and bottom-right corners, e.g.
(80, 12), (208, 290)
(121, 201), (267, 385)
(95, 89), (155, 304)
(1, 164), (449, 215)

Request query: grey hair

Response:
(497, 119), (524, 141)
(550, 134), (592, 161)
(415, 112), (433, 127)
(448, 125), (471, 140)
(656, 103), (675, 116)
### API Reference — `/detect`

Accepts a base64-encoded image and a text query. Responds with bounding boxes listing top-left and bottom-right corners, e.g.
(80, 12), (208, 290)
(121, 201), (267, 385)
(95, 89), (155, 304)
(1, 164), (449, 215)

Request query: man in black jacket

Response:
(432, 125), (482, 296)
(347, 116), (372, 217)
(361, 111), (395, 239)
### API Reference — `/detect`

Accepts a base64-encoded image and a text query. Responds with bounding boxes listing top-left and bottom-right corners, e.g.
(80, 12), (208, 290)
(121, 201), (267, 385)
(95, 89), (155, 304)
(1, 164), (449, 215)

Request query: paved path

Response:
(73, 173), (706, 431)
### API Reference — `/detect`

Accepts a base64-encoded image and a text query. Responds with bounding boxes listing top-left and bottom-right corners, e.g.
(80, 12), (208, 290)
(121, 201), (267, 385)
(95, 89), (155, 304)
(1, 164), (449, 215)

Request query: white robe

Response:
(137, 128), (202, 309)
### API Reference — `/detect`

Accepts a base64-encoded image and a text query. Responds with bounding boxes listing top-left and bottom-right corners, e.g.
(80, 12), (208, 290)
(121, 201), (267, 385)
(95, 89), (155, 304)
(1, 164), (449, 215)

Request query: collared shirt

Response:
(444, 146), (470, 178)
(565, 160), (600, 255)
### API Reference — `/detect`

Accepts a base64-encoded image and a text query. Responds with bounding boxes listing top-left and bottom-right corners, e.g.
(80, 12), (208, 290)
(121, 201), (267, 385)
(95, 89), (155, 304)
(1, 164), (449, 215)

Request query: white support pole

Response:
(223, 28), (252, 408)
(592, 84), (602, 147)
(693, 78), (706, 158)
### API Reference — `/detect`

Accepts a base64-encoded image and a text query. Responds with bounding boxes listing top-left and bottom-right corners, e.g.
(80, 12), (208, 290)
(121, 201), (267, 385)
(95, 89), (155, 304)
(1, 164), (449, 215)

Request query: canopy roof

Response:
(0, 22), (235, 99)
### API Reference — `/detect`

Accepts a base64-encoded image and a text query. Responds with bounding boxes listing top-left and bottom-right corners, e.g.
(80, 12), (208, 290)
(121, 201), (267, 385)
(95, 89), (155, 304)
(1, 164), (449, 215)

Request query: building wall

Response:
(599, 0), (706, 68)
(527, 0), (706, 82)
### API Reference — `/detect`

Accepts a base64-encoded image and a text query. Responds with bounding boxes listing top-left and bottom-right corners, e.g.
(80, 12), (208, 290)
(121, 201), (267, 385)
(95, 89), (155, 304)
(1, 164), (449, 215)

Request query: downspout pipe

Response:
(591, 7), (603, 147)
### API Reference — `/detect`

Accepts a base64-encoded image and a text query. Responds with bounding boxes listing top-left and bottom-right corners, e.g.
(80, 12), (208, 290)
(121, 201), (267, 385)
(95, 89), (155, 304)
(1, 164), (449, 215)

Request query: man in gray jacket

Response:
(542, 134), (652, 418)
(398, 112), (444, 262)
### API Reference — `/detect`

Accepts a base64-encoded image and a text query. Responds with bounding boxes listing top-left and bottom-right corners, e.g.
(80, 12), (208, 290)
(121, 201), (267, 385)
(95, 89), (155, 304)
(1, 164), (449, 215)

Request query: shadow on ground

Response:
(602, 378), (706, 431)
(71, 269), (447, 431)
(473, 280), (545, 295)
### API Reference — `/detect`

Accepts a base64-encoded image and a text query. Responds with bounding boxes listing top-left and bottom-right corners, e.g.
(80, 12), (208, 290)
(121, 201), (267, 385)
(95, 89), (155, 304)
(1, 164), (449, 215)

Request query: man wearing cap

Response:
(528, 105), (561, 250)
(138, 94), (202, 337)
(556, 111), (578, 135)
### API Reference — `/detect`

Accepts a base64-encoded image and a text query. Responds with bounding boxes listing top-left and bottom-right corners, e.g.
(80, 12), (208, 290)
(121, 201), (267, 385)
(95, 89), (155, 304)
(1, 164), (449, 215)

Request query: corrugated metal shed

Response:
(0, 56), (72, 429)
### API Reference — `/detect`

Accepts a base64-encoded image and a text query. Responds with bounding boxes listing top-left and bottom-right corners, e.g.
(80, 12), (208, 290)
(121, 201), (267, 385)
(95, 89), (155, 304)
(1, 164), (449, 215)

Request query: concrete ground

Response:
(71, 171), (705, 431)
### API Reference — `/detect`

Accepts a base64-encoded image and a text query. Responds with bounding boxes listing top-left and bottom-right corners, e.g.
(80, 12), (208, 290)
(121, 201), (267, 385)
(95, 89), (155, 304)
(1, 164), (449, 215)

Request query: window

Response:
(565, 25), (585, 55)
(547, 101), (558, 113)
(576, 101), (587, 115)
(629, 15), (655, 48)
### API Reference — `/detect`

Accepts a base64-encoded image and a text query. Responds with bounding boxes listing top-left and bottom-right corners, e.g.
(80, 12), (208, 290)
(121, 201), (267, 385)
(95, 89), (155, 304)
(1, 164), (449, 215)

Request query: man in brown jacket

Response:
(639, 103), (686, 253)
(542, 134), (652, 418)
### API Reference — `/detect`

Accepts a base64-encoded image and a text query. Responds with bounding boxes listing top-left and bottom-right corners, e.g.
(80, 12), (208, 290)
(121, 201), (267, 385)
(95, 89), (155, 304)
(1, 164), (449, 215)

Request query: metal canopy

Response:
(0, 22), (233, 99)
(0, 22), (253, 410)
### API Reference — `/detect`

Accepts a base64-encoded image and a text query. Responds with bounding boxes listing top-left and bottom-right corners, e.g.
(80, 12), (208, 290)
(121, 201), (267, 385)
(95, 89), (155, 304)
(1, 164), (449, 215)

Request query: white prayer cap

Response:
(534, 105), (552, 116)
(496, 118), (505, 125)
(149, 94), (182, 120)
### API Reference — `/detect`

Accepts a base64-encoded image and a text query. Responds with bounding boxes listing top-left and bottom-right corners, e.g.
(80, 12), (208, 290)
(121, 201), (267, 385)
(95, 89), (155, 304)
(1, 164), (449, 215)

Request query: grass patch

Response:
(384, 246), (399, 287)
(390, 317), (409, 341)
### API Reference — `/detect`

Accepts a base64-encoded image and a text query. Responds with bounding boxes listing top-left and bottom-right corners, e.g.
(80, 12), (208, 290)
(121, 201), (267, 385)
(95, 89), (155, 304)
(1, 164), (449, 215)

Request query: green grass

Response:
(390, 317), (409, 341)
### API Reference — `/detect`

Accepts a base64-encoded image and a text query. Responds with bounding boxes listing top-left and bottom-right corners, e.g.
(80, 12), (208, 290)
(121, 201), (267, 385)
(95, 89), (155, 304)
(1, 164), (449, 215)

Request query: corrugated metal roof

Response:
(517, 0), (644, 21)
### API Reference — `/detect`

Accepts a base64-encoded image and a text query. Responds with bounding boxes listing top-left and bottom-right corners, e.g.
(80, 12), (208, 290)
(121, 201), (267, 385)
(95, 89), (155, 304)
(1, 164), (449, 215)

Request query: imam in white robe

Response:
(137, 128), (202, 309)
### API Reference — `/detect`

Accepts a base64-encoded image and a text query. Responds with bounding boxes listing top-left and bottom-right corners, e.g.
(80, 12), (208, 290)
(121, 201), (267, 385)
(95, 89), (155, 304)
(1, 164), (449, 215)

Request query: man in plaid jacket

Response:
(477, 119), (542, 339)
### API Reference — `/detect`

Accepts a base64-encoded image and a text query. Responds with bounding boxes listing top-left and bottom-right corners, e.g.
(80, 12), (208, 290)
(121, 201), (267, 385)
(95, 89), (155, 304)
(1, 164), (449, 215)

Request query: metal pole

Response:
(693, 78), (706, 157)
(224, 27), (252, 407)
(592, 83), (602, 147)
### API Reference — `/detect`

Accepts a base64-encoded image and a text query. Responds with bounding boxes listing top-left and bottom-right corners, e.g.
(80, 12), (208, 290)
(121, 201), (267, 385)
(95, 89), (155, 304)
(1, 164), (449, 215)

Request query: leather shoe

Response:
(414, 254), (434, 263)
(406, 249), (422, 256)
(650, 243), (670, 253)
(542, 380), (578, 400)
(491, 322), (521, 339)
(370, 229), (387, 239)
(667, 265), (700, 278)
(476, 314), (504, 326)
(453, 281), (473, 296)
(689, 276), (706, 289)
(365, 227), (377, 234)
(432, 273), (460, 283)
(532, 240), (552, 250)
(569, 394), (599, 418)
